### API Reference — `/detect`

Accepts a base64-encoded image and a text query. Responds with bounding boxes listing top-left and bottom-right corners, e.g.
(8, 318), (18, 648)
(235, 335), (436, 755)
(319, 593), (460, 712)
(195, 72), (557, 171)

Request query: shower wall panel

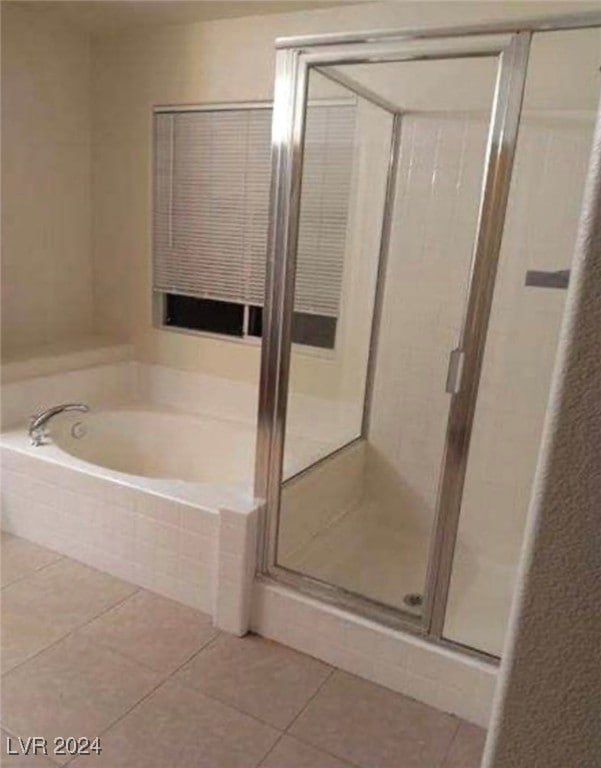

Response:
(367, 113), (490, 534)
(445, 112), (596, 655)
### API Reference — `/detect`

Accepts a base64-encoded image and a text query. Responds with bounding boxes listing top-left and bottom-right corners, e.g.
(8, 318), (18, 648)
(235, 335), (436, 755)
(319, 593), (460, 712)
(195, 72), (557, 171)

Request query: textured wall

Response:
(484, 96), (601, 767)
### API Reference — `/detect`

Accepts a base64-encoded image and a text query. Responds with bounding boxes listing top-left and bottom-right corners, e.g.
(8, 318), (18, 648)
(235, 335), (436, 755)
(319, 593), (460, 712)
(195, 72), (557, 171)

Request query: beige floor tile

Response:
(1, 534), (62, 588)
(1, 633), (162, 766)
(1, 729), (58, 767)
(76, 589), (219, 674)
(70, 679), (279, 768)
(290, 670), (459, 768)
(443, 722), (487, 767)
(260, 736), (355, 768)
(173, 633), (332, 729)
(1, 558), (137, 673)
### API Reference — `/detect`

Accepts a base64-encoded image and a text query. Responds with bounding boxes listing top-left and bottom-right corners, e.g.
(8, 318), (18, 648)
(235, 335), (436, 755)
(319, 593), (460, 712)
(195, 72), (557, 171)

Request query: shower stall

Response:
(255, 13), (601, 660)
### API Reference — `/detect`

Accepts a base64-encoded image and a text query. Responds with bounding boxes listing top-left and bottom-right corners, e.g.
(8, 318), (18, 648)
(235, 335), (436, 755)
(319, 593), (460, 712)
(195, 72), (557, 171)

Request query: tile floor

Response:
(1, 533), (486, 767)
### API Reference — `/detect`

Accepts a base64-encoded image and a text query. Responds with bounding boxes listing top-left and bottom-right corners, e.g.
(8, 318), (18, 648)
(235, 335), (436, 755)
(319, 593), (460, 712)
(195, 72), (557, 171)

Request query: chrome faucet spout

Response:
(28, 403), (89, 446)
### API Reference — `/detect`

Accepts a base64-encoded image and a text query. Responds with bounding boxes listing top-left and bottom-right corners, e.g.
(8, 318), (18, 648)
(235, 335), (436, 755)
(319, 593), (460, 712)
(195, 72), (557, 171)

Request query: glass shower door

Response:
(258, 31), (531, 631)
(442, 27), (601, 656)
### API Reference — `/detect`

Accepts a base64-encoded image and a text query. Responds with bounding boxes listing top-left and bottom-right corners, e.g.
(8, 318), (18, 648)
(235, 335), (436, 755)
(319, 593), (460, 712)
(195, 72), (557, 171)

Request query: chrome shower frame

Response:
(254, 12), (601, 660)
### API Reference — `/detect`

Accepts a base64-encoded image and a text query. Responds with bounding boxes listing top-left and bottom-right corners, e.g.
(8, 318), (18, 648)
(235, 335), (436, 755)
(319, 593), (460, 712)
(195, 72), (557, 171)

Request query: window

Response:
(163, 294), (338, 350)
(164, 294), (244, 336)
(153, 103), (355, 349)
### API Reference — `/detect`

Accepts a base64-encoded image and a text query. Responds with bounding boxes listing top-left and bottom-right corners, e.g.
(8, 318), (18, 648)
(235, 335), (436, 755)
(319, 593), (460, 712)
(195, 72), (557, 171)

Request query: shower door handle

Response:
(445, 348), (465, 395)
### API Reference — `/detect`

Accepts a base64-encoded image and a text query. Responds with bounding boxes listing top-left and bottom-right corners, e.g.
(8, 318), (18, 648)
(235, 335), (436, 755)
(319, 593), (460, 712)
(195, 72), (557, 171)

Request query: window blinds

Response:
(153, 103), (356, 317)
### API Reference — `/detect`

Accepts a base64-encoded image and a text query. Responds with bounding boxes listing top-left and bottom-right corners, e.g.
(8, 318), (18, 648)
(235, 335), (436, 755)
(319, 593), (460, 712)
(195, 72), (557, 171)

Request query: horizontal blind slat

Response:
(153, 103), (355, 316)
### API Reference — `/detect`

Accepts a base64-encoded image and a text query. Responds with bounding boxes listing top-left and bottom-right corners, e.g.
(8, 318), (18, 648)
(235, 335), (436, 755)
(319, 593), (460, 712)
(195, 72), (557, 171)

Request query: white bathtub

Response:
(47, 405), (329, 489)
(1, 403), (261, 633)
(51, 407), (256, 486)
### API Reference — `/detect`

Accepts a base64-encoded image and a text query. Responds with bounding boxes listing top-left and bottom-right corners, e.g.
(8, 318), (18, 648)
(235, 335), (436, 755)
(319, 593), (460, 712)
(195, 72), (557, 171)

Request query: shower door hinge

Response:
(445, 347), (465, 395)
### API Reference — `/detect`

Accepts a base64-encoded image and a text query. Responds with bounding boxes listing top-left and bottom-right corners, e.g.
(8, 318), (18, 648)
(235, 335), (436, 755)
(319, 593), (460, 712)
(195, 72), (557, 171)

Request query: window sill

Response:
(157, 323), (337, 361)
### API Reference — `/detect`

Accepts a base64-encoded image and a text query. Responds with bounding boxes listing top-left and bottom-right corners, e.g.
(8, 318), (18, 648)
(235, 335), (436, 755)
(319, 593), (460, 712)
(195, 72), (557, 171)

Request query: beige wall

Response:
(89, 0), (598, 384)
(1, 3), (93, 356)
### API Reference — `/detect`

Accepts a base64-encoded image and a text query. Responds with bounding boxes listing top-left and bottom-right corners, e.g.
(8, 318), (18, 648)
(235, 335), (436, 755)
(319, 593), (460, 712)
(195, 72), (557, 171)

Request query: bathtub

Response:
(1, 403), (262, 634)
(51, 407), (256, 486)
(0, 353), (352, 635)
(49, 406), (329, 485)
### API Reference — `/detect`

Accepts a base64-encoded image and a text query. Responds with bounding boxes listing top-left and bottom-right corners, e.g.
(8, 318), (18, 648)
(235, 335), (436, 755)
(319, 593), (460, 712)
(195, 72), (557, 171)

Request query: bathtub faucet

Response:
(29, 403), (89, 446)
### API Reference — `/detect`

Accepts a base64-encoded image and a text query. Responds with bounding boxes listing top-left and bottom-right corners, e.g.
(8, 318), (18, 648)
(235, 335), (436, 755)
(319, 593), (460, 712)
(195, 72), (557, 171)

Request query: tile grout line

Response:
(1, 580), (141, 682)
(1, 561), (141, 766)
(0, 551), (65, 590)
(166, 640), (381, 768)
(285, 667), (365, 766)
(115, 629), (336, 740)
(157, 632), (296, 733)
(284, 666), (336, 734)
(282, 667), (367, 768)
(278, 732), (365, 768)
(250, 664), (349, 768)
(171, 624), (223, 668)
(439, 719), (463, 768)
(167, 669), (289, 733)
(68, 625), (221, 680)
(62, 678), (168, 767)
(253, 732), (287, 768)
(67, 598), (223, 678)
(284, 664), (465, 768)
(62, 621), (223, 766)
(150, 635), (288, 733)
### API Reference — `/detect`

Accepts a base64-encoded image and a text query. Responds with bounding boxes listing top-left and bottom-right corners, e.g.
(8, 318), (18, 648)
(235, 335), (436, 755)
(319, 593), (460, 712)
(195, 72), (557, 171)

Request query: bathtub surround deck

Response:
(0, 440), (258, 636)
(0, 534), (486, 768)
(0, 336), (133, 385)
(1, 356), (496, 726)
